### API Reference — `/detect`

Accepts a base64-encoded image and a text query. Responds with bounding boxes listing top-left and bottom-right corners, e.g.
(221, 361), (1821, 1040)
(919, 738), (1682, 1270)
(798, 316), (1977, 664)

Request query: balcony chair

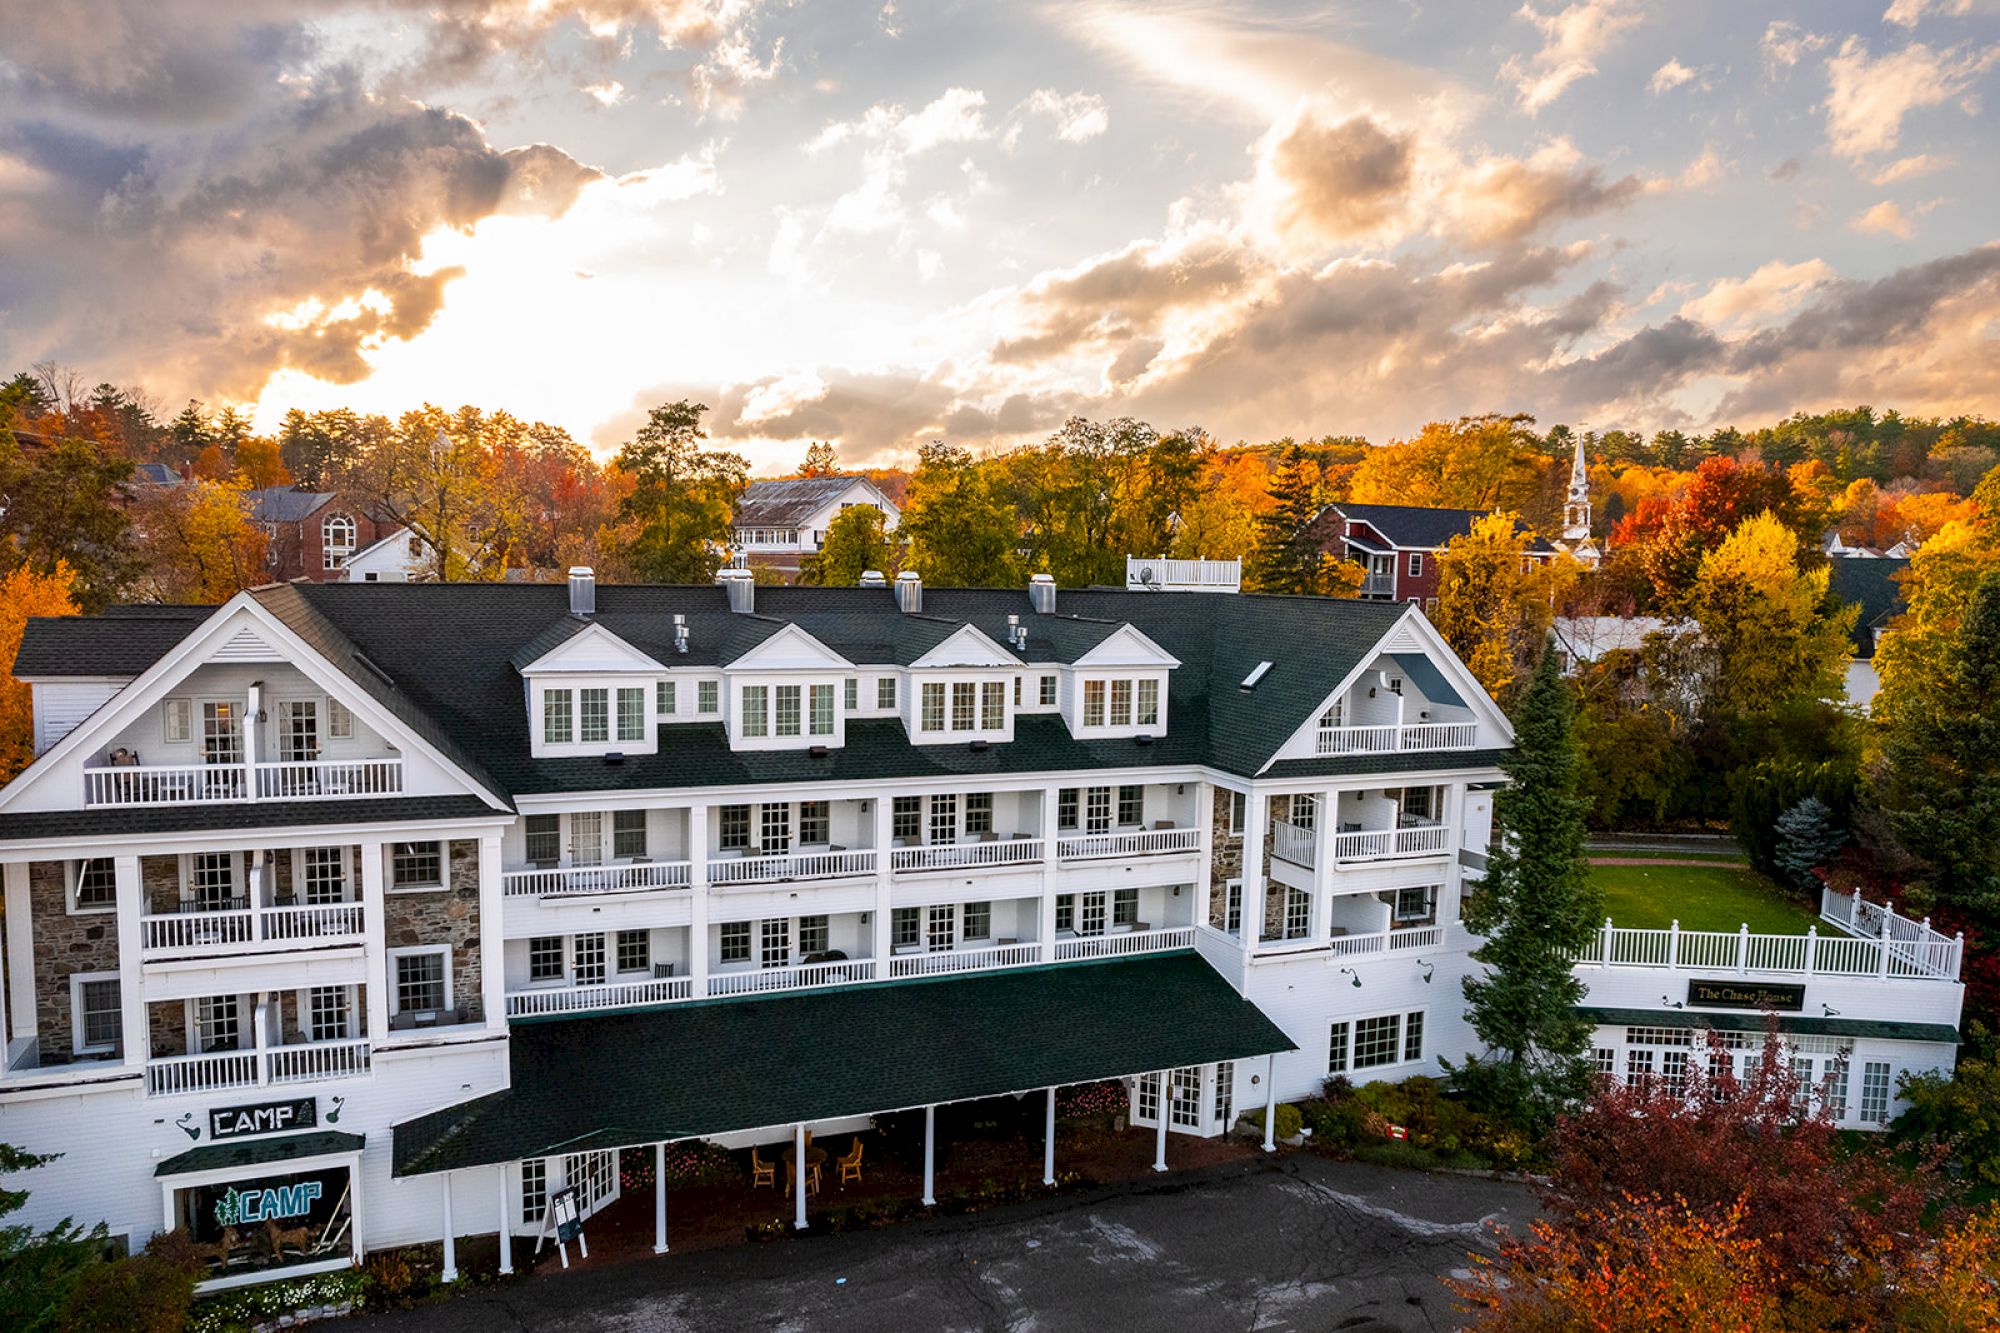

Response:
(107, 747), (140, 767)
(653, 962), (676, 979)
(838, 1138), (864, 1186)
(750, 1146), (775, 1189)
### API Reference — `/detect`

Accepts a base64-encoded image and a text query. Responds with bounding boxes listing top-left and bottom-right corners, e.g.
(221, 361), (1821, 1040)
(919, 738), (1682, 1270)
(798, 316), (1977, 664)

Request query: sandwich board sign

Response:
(534, 1186), (588, 1269)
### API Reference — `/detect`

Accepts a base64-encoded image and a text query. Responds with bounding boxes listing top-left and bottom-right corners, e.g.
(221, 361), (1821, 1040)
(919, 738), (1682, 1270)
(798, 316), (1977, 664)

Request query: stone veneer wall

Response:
(31, 860), (120, 1061)
(143, 854), (179, 915)
(381, 839), (483, 1021)
(1208, 788), (1244, 929)
(148, 999), (188, 1059)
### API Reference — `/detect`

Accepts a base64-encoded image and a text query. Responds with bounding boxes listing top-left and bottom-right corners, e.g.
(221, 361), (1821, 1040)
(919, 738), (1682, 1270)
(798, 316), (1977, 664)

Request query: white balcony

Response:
(890, 838), (1044, 873)
(886, 941), (1042, 978)
(709, 848), (877, 887)
(1331, 822), (1450, 863)
(264, 1038), (371, 1085)
(145, 1039), (371, 1098)
(507, 975), (695, 1017)
(1053, 925), (1195, 960)
(1125, 555), (1241, 593)
(502, 861), (692, 897)
(84, 757), (404, 807)
(140, 901), (365, 958)
(1055, 827), (1200, 860)
(1270, 820), (1316, 868)
(1314, 723), (1478, 756)
(707, 958), (878, 995)
(1583, 910), (1962, 983)
(1359, 573), (1396, 598)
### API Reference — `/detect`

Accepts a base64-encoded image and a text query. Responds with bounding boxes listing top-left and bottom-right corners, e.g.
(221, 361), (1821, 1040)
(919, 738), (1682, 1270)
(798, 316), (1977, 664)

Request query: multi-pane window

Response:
(579, 689), (610, 743)
(1403, 1011), (1426, 1063)
(760, 919), (791, 968)
(613, 810), (647, 859)
(616, 931), (650, 974)
(543, 690), (574, 743)
(1117, 785), (1143, 826)
(810, 684), (835, 735)
(929, 794), (958, 845)
(1110, 679), (1133, 726)
(76, 978), (121, 1052)
(1014, 676), (1022, 707)
(719, 805), (752, 850)
(963, 901), (991, 940)
(1224, 879), (1243, 934)
(742, 686), (769, 737)
(1215, 1062), (1234, 1128)
(1229, 791), (1247, 835)
(799, 801), (830, 845)
(191, 852), (237, 909)
(1136, 678), (1159, 726)
(1136, 1071), (1161, 1122)
(392, 842), (444, 889)
(525, 814), (560, 864)
(72, 859), (116, 911)
(980, 681), (1005, 729)
(926, 905), (956, 952)
(1283, 886), (1311, 939)
(301, 848), (346, 904)
(1823, 1059), (1850, 1121)
(1054, 895), (1075, 932)
(799, 915), (829, 956)
(1626, 1048), (1656, 1082)
(1860, 1061), (1892, 1124)
(1085, 787), (1112, 835)
(308, 986), (351, 1042)
(1169, 1067), (1203, 1129)
(951, 682), (976, 731)
(1078, 892), (1107, 936)
(1113, 887), (1138, 926)
(528, 937), (564, 981)
(892, 796), (922, 842)
(844, 678), (858, 711)
(1594, 1047), (1616, 1077)
(761, 804), (792, 854)
(775, 685), (802, 737)
(197, 994), (240, 1051)
(921, 682), (946, 731)
(572, 934), (606, 986)
(328, 698), (354, 739)
(277, 700), (318, 761)
(1353, 1015), (1402, 1068)
(698, 680), (719, 714)
(616, 687), (645, 742)
(964, 792), (993, 835)
(1328, 1021), (1350, 1074)
(395, 952), (447, 1014)
(1082, 680), (1106, 726)
(719, 921), (751, 963)
(892, 907), (920, 949)
(569, 812), (603, 867)
(202, 701), (243, 765)
(1663, 1049), (1691, 1099)
(1393, 886), (1435, 922)
(1057, 788), (1079, 830)
(163, 697), (192, 743)
(1039, 674), (1057, 706)
(878, 677), (898, 710)
(521, 1159), (548, 1224)
(657, 680), (676, 716)
(1329, 1013), (1423, 1072)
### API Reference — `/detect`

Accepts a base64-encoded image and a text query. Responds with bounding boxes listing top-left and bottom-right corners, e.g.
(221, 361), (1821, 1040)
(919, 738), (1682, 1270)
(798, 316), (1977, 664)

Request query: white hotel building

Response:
(0, 568), (1963, 1287)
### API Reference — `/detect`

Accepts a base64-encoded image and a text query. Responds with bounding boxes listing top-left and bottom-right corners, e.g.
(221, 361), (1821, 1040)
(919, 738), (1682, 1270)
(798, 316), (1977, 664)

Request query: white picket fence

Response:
(1582, 909), (1961, 982)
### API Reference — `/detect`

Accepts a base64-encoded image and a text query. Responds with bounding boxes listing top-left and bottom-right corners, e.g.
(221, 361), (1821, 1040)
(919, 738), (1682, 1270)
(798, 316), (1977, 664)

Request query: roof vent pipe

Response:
(717, 567), (755, 614)
(568, 566), (595, 616)
(673, 613), (689, 654)
(1029, 573), (1056, 615)
(858, 569), (887, 588)
(1007, 613), (1024, 649)
(894, 570), (923, 613)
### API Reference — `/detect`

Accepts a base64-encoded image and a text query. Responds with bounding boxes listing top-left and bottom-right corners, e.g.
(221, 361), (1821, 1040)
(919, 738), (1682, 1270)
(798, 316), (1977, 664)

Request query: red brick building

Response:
(245, 487), (394, 582)
(1312, 503), (1558, 608)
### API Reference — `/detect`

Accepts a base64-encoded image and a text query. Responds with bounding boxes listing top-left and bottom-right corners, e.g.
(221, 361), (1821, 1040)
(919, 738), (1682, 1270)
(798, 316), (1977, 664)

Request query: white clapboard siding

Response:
(31, 681), (126, 754)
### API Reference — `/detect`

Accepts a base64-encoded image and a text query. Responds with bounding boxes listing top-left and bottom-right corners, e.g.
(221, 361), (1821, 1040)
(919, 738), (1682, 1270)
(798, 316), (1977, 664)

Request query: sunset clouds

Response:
(1, 0), (1996, 467)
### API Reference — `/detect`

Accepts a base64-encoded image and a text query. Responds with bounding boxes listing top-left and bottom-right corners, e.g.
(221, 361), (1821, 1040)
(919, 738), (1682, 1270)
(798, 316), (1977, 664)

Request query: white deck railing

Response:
(1314, 722), (1479, 756)
(502, 862), (692, 897)
(265, 1039), (371, 1085)
(260, 903), (366, 943)
(888, 942), (1043, 978)
(709, 849), (877, 886)
(1056, 828), (1200, 860)
(507, 976), (696, 1017)
(146, 1050), (259, 1098)
(706, 958), (879, 996)
(140, 902), (364, 955)
(1583, 915), (1961, 982)
(1270, 820), (1316, 867)
(891, 839), (1044, 872)
(1331, 823), (1451, 862)
(84, 758), (403, 806)
(1052, 926), (1195, 961)
(1822, 888), (1964, 979)
(1126, 555), (1241, 592)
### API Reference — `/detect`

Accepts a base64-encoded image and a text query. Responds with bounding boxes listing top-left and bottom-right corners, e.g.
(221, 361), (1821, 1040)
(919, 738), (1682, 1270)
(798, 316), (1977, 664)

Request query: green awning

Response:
(1578, 1007), (1959, 1046)
(394, 953), (1293, 1176)
(156, 1131), (366, 1178)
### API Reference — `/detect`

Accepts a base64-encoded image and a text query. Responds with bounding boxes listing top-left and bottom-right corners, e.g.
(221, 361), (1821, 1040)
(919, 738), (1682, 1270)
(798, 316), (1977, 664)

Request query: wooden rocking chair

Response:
(838, 1137), (864, 1187)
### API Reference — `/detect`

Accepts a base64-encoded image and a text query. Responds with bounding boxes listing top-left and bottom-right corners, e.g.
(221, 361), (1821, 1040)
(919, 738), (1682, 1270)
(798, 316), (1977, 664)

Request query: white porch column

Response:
(359, 841), (389, 1043)
(477, 830), (505, 1028)
(1239, 791), (1267, 944)
(496, 1168), (513, 1275)
(1039, 787), (1060, 961)
(921, 1105), (937, 1206)
(113, 856), (145, 1066)
(1153, 1074), (1169, 1172)
(1440, 782), (1466, 926)
(251, 990), (271, 1086)
(872, 796), (893, 968)
(1310, 792), (1335, 942)
(687, 807), (710, 993)
(4, 862), (35, 1047)
(439, 1173), (458, 1282)
(793, 1123), (808, 1230)
(1043, 1086), (1057, 1186)
(654, 1142), (669, 1254)
(243, 681), (262, 801)
(1262, 1054), (1278, 1153)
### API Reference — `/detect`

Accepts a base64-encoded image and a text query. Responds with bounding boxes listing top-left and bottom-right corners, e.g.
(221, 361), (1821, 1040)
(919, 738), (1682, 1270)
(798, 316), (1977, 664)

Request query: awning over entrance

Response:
(1578, 1006), (1959, 1046)
(156, 1130), (366, 1177)
(393, 953), (1294, 1176)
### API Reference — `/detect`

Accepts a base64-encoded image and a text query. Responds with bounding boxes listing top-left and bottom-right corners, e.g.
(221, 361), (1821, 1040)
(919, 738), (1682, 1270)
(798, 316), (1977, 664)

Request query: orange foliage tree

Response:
(0, 562), (80, 781)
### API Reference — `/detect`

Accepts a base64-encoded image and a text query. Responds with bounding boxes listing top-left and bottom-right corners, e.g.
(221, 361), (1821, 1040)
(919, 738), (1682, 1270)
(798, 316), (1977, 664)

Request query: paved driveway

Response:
(355, 1156), (1535, 1332)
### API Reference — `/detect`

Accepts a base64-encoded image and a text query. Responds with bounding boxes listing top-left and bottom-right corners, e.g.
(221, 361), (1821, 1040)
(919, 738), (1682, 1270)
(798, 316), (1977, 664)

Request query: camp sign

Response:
(209, 1097), (318, 1141)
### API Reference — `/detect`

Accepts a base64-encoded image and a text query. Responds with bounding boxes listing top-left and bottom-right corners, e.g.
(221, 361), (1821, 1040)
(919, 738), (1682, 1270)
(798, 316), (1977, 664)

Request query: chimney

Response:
(717, 567), (755, 614)
(672, 613), (689, 654)
(858, 569), (888, 588)
(894, 570), (923, 614)
(1029, 573), (1057, 615)
(568, 566), (595, 616)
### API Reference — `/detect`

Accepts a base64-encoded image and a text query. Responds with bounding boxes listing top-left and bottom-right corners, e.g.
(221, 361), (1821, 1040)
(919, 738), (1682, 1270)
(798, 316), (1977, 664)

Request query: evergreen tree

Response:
(1246, 447), (1331, 593)
(1881, 571), (2000, 924)
(166, 400), (211, 459)
(797, 441), (840, 477)
(0, 1141), (105, 1332)
(1453, 647), (1603, 1131)
(1772, 796), (1846, 892)
(800, 504), (891, 585)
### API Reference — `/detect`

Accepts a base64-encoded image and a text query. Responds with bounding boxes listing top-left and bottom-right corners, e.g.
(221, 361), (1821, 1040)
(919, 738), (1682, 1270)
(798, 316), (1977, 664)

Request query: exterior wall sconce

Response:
(1416, 959), (1435, 984)
(1339, 967), (1361, 988)
(1661, 995), (1684, 1009)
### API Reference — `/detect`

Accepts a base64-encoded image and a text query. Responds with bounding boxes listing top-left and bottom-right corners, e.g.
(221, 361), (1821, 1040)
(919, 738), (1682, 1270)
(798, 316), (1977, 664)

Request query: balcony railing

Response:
(1359, 572), (1396, 597)
(1314, 723), (1478, 756)
(1125, 555), (1241, 593)
(146, 1039), (373, 1097)
(1056, 828), (1200, 860)
(265, 1038), (371, 1085)
(707, 958), (878, 995)
(140, 901), (365, 956)
(888, 942), (1043, 977)
(709, 849), (877, 887)
(146, 1049), (258, 1098)
(507, 975), (695, 1017)
(1053, 925), (1195, 961)
(503, 862), (692, 897)
(1822, 888), (1964, 979)
(1582, 915), (1962, 983)
(1270, 820), (1316, 868)
(890, 839), (1044, 873)
(84, 758), (404, 807)
(1331, 822), (1450, 862)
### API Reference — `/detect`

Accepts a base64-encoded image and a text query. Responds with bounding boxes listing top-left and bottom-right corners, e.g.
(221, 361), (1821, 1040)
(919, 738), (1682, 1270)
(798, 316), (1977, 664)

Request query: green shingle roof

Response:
(393, 953), (1294, 1176)
(1578, 1006), (1958, 1045)
(156, 1130), (366, 1177)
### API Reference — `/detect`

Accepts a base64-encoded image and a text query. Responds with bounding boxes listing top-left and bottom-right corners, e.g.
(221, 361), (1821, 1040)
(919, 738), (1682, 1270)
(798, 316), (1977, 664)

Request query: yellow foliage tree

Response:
(0, 562), (80, 782)
(1168, 451), (1273, 561)
(1872, 480), (2000, 749)
(130, 478), (270, 603)
(1685, 511), (1855, 718)
(1431, 512), (1578, 704)
(1348, 415), (1553, 521)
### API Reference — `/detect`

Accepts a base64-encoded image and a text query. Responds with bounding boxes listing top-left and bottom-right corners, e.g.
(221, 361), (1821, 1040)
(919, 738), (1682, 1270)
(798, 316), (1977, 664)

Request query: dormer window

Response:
(912, 674), (1010, 740)
(1069, 670), (1169, 738)
(733, 679), (840, 747)
(533, 680), (657, 755)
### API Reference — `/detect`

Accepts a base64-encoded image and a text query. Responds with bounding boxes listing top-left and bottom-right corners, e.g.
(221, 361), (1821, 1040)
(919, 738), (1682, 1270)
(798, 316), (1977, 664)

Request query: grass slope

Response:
(1589, 861), (1822, 935)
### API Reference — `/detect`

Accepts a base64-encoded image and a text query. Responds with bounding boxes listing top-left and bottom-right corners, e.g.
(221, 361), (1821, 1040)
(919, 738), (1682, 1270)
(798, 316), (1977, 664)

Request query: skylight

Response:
(1240, 661), (1273, 691)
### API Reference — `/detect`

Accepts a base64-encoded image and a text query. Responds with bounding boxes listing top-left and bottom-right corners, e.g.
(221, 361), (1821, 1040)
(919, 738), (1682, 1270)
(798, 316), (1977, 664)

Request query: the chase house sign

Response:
(1686, 979), (1808, 1012)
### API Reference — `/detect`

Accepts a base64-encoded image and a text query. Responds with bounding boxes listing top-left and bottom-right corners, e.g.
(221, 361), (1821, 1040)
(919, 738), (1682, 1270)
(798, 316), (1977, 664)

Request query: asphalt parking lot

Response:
(352, 1154), (1536, 1332)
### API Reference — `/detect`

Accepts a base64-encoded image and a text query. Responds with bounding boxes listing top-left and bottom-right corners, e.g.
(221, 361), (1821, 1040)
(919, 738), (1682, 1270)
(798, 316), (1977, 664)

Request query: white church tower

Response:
(1559, 434), (1602, 567)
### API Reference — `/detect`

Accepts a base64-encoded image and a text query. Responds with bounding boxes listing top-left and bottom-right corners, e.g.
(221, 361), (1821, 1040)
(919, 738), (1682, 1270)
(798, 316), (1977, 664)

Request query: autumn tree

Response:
(800, 504), (892, 586)
(898, 441), (1020, 587)
(1170, 450), (1273, 561)
(129, 479), (269, 604)
(348, 405), (530, 581)
(278, 407), (376, 487)
(1003, 417), (1161, 587)
(0, 563), (79, 781)
(0, 428), (138, 611)
(232, 436), (291, 489)
(796, 441), (840, 477)
(1349, 415), (1553, 525)
(1682, 512), (1855, 720)
(614, 400), (747, 584)
(1615, 456), (1824, 606)
(1431, 512), (1577, 705)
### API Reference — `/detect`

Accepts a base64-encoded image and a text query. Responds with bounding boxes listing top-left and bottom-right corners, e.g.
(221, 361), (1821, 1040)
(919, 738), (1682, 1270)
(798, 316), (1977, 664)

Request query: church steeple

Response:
(1562, 433), (1591, 542)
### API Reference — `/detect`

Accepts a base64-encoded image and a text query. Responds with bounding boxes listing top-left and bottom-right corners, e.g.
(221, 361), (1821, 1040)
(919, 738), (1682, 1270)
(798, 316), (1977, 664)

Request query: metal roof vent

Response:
(858, 569), (888, 588)
(567, 566), (595, 616)
(716, 567), (755, 614)
(1029, 573), (1056, 614)
(673, 613), (688, 654)
(1006, 613), (1026, 649)
(894, 570), (922, 614)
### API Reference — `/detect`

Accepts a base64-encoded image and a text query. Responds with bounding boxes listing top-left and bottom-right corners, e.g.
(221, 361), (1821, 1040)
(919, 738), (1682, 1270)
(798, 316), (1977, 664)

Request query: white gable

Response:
(210, 624), (283, 663)
(727, 624), (854, 671)
(517, 623), (662, 675)
(909, 625), (1018, 669)
(1071, 624), (1181, 669)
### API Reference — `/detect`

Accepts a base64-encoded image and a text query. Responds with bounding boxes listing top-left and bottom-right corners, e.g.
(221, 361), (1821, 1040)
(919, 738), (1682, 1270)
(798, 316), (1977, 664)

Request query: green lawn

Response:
(1590, 861), (1823, 934)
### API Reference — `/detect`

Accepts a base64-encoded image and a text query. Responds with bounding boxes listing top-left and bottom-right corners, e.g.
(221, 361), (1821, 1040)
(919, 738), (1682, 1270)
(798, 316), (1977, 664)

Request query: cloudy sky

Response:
(2, 1), (1997, 468)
